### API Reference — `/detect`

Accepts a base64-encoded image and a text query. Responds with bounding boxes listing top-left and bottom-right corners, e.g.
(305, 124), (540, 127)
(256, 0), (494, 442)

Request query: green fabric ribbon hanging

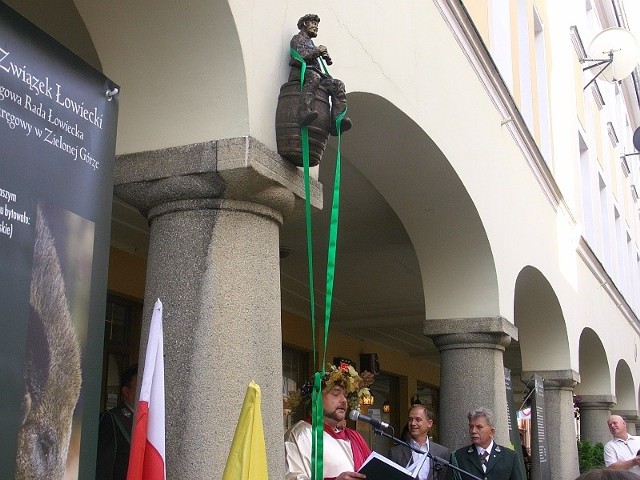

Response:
(290, 47), (347, 480)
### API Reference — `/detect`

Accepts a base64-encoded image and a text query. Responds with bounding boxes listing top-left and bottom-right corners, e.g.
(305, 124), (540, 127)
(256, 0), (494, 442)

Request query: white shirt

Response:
(407, 438), (430, 480)
(476, 441), (494, 473)
(604, 434), (640, 475)
(284, 420), (355, 480)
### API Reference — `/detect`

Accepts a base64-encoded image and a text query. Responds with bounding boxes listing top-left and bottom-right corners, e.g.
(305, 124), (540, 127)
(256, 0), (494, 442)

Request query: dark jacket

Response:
(452, 443), (526, 480)
(96, 405), (134, 480)
(389, 440), (453, 480)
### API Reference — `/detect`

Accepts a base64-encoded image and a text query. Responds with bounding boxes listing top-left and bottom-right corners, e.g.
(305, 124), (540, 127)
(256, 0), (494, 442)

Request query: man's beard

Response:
(324, 408), (345, 422)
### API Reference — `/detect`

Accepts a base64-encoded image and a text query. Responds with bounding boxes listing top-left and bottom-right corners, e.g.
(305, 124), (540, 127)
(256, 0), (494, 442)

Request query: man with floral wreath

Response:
(284, 365), (374, 480)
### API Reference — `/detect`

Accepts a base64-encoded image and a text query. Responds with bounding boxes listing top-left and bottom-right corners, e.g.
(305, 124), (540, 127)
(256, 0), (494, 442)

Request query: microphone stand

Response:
(373, 428), (482, 480)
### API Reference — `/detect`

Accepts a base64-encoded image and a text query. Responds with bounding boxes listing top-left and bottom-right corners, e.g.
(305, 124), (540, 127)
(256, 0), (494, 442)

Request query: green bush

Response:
(577, 440), (605, 473)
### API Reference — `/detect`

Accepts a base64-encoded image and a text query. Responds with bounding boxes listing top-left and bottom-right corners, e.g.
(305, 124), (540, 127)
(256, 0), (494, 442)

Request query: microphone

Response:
(349, 409), (390, 429)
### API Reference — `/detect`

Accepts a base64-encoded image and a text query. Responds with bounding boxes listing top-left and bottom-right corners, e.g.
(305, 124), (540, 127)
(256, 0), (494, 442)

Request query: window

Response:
(599, 175), (612, 270)
(489, 0), (514, 90)
(579, 134), (595, 244)
(533, 8), (551, 164)
(517, 0), (534, 132)
(101, 294), (142, 412)
(282, 345), (310, 429)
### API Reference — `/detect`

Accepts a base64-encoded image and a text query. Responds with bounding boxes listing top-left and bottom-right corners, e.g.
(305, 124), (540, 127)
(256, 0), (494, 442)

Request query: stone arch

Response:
(614, 360), (636, 411)
(337, 92), (498, 320)
(11, 0), (250, 155)
(280, 92), (498, 328)
(576, 327), (612, 396)
(9, 0), (249, 154)
(576, 328), (615, 443)
(74, 0), (249, 154)
(513, 266), (571, 372)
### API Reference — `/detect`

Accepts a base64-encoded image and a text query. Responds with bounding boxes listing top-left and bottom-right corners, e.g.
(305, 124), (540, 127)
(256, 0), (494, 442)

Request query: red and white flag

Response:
(127, 298), (166, 480)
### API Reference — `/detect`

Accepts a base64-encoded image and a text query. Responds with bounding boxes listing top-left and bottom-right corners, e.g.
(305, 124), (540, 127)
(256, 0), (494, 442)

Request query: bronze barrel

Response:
(275, 81), (331, 167)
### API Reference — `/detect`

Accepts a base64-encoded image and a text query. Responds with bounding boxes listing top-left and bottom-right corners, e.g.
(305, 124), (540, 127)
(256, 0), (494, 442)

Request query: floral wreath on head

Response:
(285, 364), (375, 413)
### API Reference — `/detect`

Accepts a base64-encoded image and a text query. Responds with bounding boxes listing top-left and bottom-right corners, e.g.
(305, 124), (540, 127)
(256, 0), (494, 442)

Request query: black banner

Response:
(0, 3), (118, 478)
(505, 368), (527, 478)
(530, 374), (551, 480)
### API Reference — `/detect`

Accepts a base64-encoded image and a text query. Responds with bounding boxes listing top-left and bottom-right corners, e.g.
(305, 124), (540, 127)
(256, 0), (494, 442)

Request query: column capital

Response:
(577, 394), (617, 410)
(423, 316), (517, 351)
(114, 136), (322, 222)
(521, 370), (580, 390)
(610, 410), (639, 422)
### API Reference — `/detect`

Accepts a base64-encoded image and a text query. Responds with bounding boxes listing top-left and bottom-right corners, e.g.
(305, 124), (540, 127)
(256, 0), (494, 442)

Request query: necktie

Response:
(479, 450), (489, 472)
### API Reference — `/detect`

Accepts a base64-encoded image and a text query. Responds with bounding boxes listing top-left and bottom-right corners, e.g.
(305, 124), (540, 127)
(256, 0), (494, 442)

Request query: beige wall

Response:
(107, 247), (147, 300)
(462, 0), (489, 43)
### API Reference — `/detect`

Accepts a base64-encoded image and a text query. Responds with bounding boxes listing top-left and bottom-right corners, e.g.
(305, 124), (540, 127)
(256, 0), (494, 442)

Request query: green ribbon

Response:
(290, 48), (317, 360)
(290, 47), (346, 480)
(310, 372), (324, 480)
(322, 106), (346, 367)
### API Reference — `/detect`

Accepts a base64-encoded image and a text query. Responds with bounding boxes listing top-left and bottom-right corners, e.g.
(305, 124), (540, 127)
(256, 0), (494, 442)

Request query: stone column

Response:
(578, 395), (616, 444)
(522, 370), (580, 480)
(114, 137), (321, 480)
(611, 410), (639, 436)
(423, 317), (517, 450)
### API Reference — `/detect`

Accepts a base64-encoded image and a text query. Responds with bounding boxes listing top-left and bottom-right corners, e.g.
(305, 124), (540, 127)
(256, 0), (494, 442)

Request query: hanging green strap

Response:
(322, 106), (346, 368)
(291, 47), (324, 480)
(290, 47), (346, 480)
(310, 372), (324, 480)
(291, 48), (318, 362)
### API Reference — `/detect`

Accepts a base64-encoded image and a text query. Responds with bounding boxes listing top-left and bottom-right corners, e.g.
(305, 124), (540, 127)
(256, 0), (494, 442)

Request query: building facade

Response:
(5, 0), (640, 479)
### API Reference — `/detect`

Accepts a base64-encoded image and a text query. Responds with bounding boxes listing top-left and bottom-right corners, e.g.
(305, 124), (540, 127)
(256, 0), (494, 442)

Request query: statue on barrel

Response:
(276, 14), (352, 167)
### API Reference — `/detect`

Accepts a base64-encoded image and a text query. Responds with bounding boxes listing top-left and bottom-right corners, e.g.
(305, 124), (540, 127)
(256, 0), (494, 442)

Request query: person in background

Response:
(388, 404), (452, 480)
(603, 414), (640, 475)
(452, 407), (525, 480)
(96, 364), (138, 480)
(575, 468), (640, 479)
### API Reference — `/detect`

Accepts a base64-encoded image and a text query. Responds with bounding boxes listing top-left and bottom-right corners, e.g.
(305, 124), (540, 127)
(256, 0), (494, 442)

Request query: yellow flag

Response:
(222, 381), (269, 480)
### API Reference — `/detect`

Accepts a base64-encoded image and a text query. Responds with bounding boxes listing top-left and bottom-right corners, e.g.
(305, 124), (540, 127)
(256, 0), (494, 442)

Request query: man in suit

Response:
(389, 404), (453, 480)
(452, 407), (525, 480)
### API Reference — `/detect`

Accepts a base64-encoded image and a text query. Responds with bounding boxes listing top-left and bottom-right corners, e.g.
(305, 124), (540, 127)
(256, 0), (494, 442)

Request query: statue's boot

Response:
(330, 113), (352, 136)
(329, 95), (351, 135)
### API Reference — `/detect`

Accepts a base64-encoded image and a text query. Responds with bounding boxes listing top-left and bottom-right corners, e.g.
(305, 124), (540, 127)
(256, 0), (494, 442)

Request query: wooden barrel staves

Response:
(276, 81), (331, 167)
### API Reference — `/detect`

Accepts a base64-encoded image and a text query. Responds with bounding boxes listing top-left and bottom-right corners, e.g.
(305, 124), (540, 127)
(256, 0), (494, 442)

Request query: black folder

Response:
(357, 451), (416, 480)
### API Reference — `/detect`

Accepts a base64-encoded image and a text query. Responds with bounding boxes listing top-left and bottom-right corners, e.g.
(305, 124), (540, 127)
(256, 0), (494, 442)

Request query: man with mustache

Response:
(284, 370), (370, 480)
(452, 407), (525, 480)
